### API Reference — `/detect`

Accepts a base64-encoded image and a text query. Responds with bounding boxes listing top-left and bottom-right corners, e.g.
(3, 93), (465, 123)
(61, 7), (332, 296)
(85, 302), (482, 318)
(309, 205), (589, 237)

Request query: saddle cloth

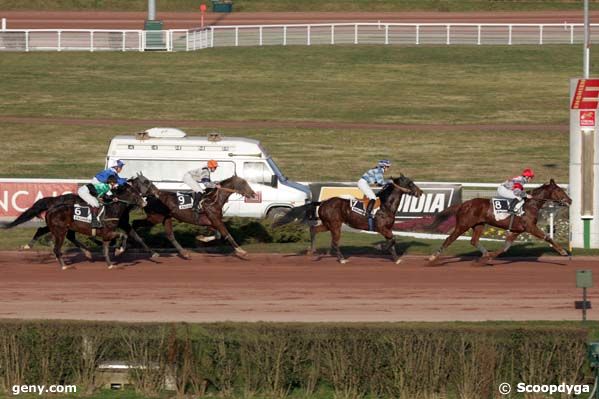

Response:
(349, 197), (381, 217)
(73, 204), (104, 224)
(491, 198), (524, 221)
(176, 192), (194, 210)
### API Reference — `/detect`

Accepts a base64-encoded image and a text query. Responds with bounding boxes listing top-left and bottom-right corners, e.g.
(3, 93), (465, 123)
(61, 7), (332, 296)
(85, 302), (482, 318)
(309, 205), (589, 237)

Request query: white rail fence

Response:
(0, 22), (598, 52)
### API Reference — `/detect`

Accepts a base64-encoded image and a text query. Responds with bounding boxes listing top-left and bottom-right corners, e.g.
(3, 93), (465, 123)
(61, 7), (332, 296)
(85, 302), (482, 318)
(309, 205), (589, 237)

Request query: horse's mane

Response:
(220, 175), (248, 191)
(377, 183), (394, 203)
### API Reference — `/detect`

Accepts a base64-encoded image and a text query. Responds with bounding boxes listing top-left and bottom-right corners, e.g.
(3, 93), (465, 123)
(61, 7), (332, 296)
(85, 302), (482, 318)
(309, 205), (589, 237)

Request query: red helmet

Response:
(207, 160), (218, 169)
(522, 168), (535, 178)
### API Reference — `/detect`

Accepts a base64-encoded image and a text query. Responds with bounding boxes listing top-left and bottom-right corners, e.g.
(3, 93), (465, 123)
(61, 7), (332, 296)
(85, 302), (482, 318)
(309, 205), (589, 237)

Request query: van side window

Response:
(118, 159), (236, 182)
(244, 162), (272, 185)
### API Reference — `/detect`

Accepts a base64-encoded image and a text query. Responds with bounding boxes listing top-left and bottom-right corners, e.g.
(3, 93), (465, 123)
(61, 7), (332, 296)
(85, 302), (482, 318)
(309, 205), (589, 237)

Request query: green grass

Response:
(0, 0), (596, 12)
(0, 46), (591, 125)
(0, 122), (568, 182)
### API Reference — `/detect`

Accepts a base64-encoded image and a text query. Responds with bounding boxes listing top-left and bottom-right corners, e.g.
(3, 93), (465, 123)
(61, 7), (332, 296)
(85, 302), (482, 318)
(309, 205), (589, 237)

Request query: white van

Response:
(105, 128), (310, 219)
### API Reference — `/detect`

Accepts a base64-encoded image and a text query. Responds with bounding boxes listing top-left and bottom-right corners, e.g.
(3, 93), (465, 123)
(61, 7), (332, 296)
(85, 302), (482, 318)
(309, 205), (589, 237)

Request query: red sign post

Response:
(200, 4), (207, 28)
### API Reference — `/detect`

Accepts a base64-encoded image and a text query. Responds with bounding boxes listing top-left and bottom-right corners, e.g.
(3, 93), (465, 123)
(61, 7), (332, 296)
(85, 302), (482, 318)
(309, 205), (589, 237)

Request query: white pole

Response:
(584, 0), (590, 78)
(1, 18), (6, 31)
(148, 0), (156, 21)
(549, 212), (555, 239)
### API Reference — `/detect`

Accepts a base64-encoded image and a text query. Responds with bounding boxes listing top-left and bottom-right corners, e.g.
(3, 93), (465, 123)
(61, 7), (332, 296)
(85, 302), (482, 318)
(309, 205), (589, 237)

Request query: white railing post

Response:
(25, 30), (29, 52)
(168, 30), (173, 51)
(416, 24), (420, 45)
(571, 24), (574, 44)
(283, 25), (287, 46)
(508, 24), (512, 45)
(210, 27), (214, 48)
(259, 26), (263, 46)
(58, 30), (62, 51)
(354, 23), (358, 44)
(90, 31), (94, 52)
(2, 18), (6, 31)
(121, 31), (125, 51)
(385, 24), (389, 45)
(331, 24), (334, 45)
(446, 24), (450, 45)
(307, 25), (311, 46)
(139, 31), (144, 51)
(235, 26), (239, 46)
(477, 24), (481, 45)
(539, 24), (543, 45)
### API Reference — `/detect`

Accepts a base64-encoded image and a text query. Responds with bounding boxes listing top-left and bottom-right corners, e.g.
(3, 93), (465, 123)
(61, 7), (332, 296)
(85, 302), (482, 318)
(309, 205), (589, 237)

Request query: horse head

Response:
(128, 173), (160, 197)
(220, 175), (256, 199)
(113, 183), (147, 209)
(531, 178), (572, 206)
(394, 174), (423, 197)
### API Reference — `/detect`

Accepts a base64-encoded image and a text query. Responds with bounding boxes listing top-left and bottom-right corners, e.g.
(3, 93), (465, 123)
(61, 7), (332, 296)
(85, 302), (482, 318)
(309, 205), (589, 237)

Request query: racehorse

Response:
(2, 175), (159, 259)
(273, 175), (423, 264)
(45, 183), (147, 270)
(131, 175), (256, 259)
(427, 179), (571, 263)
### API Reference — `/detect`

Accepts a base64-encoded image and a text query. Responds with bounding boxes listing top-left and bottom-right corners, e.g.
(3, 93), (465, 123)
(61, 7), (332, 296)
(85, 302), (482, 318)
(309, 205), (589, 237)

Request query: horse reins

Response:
(391, 181), (414, 194)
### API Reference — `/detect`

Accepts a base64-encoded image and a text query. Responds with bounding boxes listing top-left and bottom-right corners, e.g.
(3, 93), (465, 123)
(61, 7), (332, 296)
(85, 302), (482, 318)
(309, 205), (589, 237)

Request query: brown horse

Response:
(132, 175), (256, 259)
(274, 175), (423, 264)
(45, 183), (147, 270)
(427, 179), (571, 263)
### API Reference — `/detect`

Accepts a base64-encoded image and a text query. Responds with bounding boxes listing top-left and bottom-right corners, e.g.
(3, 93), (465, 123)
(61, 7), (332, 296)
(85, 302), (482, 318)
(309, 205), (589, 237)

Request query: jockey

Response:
(358, 160), (391, 226)
(497, 168), (535, 213)
(92, 159), (128, 186)
(77, 175), (118, 228)
(183, 159), (221, 213)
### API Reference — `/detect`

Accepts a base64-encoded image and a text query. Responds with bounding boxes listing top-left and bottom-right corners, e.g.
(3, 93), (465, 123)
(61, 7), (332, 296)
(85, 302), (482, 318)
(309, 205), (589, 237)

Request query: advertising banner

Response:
(309, 183), (462, 220)
(0, 181), (80, 217)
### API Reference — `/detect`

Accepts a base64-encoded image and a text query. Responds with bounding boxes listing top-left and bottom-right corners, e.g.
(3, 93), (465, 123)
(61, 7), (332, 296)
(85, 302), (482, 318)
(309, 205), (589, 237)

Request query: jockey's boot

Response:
(508, 198), (521, 214)
(366, 199), (376, 231)
(90, 207), (102, 228)
(193, 192), (203, 213)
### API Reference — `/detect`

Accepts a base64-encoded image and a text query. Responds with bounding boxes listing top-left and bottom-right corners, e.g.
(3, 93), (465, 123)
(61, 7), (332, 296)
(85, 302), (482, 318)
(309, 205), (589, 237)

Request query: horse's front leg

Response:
(381, 229), (401, 264)
(210, 218), (247, 258)
(104, 232), (125, 269)
(114, 232), (128, 257)
(527, 224), (569, 256)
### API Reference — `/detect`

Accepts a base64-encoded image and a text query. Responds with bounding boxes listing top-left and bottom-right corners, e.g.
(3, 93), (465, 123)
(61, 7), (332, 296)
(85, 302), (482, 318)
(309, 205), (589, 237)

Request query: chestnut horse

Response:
(131, 175), (256, 259)
(274, 175), (423, 264)
(428, 179), (571, 263)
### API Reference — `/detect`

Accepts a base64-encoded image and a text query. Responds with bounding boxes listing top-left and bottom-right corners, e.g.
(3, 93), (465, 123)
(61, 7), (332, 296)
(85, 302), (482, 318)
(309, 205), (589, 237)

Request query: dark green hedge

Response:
(0, 321), (588, 398)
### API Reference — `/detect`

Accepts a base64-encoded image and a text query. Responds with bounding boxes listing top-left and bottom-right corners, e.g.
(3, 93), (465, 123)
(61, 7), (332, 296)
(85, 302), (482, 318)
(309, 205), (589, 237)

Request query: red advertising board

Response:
(580, 110), (596, 127)
(571, 79), (599, 109)
(0, 182), (79, 217)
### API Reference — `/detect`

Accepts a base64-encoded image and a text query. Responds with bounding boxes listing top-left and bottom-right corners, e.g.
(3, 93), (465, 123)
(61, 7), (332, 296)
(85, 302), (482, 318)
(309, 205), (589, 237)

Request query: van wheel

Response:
(266, 207), (290, 222)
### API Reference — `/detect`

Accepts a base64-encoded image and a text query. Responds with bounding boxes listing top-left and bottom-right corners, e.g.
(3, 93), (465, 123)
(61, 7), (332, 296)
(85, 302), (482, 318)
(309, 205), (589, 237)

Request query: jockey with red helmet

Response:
(183, 160), (221, 213)
(497, 168), (535, 213)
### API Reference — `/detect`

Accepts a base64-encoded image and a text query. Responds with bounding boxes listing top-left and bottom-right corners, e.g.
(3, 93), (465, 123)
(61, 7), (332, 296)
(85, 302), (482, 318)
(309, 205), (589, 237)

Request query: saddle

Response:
(350, 197), (381, 217)
(491, 198), (524, 221)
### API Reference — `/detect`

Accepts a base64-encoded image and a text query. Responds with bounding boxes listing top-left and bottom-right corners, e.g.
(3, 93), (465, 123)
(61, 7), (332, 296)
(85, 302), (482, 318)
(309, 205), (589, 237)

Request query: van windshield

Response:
(118, 159), (236, 182)
(266, 158), (287, 181)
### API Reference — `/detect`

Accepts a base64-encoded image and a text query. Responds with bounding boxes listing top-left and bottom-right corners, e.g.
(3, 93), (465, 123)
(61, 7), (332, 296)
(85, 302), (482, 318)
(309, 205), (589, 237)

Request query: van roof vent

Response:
(207, 132), (223, 142)
(139, 127), (187, 139)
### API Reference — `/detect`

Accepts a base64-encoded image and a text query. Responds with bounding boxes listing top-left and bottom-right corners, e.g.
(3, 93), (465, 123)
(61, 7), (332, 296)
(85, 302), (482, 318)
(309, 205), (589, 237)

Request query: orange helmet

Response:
(207, 160), (218, 169)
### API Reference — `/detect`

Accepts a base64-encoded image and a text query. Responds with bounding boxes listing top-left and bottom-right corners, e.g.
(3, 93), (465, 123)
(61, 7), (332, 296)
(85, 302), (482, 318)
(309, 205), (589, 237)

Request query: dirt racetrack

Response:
(0, 251), (597, 322)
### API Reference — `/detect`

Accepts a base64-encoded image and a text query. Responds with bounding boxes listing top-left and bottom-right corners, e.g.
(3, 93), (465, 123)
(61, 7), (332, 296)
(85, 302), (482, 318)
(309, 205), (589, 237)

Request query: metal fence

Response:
(0, 22), (598, 51)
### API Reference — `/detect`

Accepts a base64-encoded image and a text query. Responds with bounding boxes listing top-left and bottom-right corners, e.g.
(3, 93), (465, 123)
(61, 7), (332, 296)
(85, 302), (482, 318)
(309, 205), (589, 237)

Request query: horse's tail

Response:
(271, 202), (320, 228)
(0, 197), (59, 229)
(424, 204), (460, 234)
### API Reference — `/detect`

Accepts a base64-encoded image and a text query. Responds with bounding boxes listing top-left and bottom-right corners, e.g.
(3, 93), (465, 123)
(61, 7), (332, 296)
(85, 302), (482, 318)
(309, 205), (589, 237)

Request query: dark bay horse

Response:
(45, 183), (147, 270)
(132, 175), (256, 259)
(428, 179), (571, 263)
(2, 175), (159, 258)
(274, 175), (423, 264)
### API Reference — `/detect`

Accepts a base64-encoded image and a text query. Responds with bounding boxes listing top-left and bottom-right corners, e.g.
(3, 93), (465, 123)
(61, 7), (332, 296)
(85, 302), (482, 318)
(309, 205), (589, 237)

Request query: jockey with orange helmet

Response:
(497, 168), (535, 213)
(183, 160), (221, 213)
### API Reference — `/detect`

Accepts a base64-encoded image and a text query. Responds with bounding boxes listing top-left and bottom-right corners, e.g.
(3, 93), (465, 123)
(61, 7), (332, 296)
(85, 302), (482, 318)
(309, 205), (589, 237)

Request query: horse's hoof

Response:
(339, 259), (348, 264)
(62, 265), (76, 271)
(394, 258), (402, 265)
(182, 252), (191, 260)
(197, 235), (216, 243)
(234, 248), (249, 259)
(375, 244), (384, 251)
(151, 252), (160, 258)
(83, 250), (93, 260)
(559, 249), (569, 256)
(21, 244), (31, 250)
(428, 254), (438, 262)
(115, 247), (125, 257)
(107, 264), (124, 270)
